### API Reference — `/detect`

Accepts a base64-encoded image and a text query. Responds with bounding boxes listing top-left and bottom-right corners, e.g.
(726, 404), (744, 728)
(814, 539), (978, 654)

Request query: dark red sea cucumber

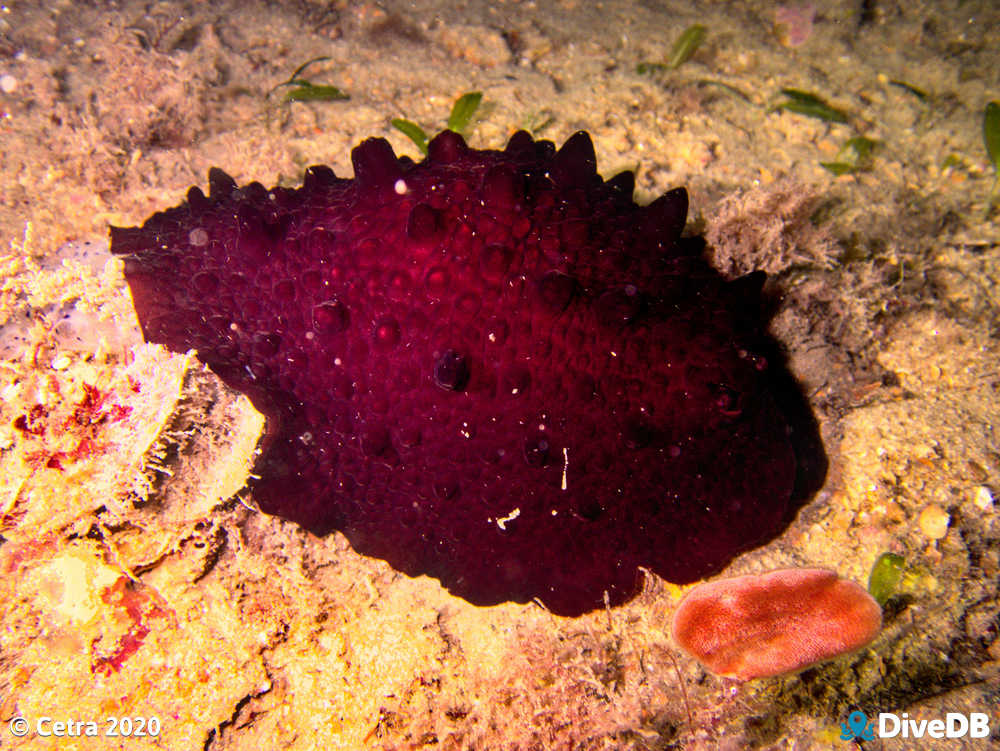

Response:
(110, 130), (825, 616)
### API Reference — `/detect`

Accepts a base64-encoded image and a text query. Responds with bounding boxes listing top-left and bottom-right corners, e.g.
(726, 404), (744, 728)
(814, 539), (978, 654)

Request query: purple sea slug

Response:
(110, 130), (824, 615)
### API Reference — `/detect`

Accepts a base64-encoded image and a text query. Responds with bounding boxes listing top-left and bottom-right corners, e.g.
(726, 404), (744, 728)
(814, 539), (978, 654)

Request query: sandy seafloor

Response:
(1, 0), (999, 749)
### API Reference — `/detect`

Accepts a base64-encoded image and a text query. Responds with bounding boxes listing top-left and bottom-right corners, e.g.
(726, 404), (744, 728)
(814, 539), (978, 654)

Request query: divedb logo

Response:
(841, 710), (992, 741)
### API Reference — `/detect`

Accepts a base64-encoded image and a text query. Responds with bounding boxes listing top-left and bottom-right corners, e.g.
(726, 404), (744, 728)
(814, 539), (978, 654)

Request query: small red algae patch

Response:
(671, 568), (882, 681)
(91, 576), (174, 676)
